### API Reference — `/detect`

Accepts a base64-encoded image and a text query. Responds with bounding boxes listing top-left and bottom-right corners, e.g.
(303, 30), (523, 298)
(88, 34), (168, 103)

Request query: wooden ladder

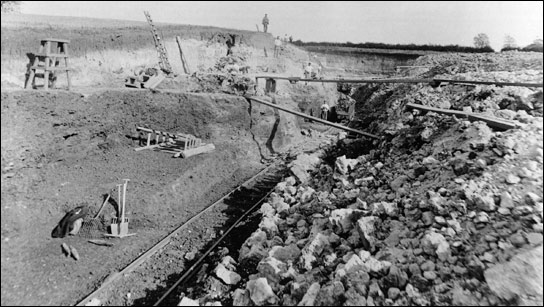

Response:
(143, 11), (173, 75)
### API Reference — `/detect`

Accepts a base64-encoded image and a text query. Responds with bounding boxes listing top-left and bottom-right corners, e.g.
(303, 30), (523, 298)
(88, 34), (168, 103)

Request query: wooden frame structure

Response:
(25, 38), (72, 90)
(135, 126), (205, 157)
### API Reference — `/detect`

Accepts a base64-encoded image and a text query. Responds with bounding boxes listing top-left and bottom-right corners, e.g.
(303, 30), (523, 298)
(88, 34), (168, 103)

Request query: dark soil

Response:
(0, 89), (275, 306)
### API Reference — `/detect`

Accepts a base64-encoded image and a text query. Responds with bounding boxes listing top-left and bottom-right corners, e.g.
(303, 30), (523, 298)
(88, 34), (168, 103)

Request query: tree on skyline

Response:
(474, 33), (491, 49)
(1, 1), (21, 13)
(503, 35), (517, 49)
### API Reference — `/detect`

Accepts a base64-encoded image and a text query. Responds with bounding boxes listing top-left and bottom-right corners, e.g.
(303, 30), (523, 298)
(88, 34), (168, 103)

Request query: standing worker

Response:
(262, 14), (269, 33)
(320, 101), (330, 120)
(274, 36), (282, 58)
(304, 62), (313, 84)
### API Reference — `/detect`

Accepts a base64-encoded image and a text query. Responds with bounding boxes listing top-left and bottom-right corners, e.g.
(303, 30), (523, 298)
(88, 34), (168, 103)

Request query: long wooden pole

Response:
(405, 103), (516, 131)
(254, 76), (543, 88)
(246, 96), (379, 139)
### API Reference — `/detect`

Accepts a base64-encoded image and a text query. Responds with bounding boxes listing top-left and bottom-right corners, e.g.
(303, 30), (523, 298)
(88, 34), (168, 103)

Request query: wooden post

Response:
(146, 133), (151, 146)
(255, 24), (260, 32)
(176, 36), (191, 75)
(43, 41), (51, 90)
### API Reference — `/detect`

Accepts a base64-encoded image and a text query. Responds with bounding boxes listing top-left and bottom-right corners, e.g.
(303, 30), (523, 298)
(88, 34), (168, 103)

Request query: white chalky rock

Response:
(371, 202), (398, 217)
(343, 188), (360, 200)
(422, 232), (451, 261)
(354, 178), (365, 186)
(247, 277), (278, 305)
(221, 256), (237, 270)
(290, 154), (322, 184)
(485, 245), (543, 306)
(260, 203), (275, 217)
(474, 212), (490, 223)
(474, 194), (496, 211)
(204, 302), (222, 306)
(215, 263), (241, 285)
(284, 194), (296, 205)
(358, 249), (371, 262)
(178, 297), (199, 306)
(344, 254), (365, 272)
(285, 176), (297, 186)
(335, 155), (359, 175)
(300, 187), (315, 204)
(258, 256), (287, 281)
(259, 216), (278, 237)
(298, 282), (321, 306)
(329, 208), (363, 234)
(275, 181), (287, 193)
(286, 186), (298, 196)
(301, 233), (329, 270)
(357, 216), (377, 250)
(422, 156), (439, 165)
(324, 253), (337, 266)
(363, 257), (392, 274)
(274, 200), (290, 213)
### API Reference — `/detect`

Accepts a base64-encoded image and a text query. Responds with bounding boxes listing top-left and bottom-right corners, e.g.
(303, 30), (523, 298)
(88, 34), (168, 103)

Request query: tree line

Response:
(293, 40), (495, 53)
(293, 33), (543, 53)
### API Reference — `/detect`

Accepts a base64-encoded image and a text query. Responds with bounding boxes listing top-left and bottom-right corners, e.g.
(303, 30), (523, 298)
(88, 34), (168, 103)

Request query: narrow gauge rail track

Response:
(152, 170), (283, 306)
(76, 160), (287, 306)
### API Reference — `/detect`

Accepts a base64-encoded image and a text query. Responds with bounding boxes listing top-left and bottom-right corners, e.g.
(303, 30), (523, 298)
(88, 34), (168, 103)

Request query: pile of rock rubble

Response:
(179, 52), (543, 306)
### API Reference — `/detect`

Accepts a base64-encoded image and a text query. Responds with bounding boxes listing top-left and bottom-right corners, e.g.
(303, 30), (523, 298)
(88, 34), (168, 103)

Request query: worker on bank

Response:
(284, 34), (289, 42)
(262, 14), (269, 33)
(317, 64), (323, 79)
(320, 102), (330, 120)
(304, 62), (313, 84)
(289, 35), (293, 43)
(274, 36), (282, 58)
(226, 34), (235, 56)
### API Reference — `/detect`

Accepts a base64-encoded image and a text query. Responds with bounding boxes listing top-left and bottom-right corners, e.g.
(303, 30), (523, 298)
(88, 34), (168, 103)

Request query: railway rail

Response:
(76, 160), (287, 306)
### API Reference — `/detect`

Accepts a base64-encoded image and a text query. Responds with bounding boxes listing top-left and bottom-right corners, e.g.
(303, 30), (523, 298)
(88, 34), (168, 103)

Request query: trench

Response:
(131, 164), (289, 306)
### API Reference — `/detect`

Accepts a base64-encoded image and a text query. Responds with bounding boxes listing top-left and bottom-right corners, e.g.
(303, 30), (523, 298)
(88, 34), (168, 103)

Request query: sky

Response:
(20, 1), (544, 51)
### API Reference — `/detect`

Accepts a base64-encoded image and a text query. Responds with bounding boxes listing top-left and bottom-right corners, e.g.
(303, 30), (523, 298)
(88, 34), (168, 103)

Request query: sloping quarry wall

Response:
(303, 46), (423, 76)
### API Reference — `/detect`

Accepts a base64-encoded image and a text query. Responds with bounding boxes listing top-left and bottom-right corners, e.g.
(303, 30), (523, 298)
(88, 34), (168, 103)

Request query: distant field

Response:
(1, 14), (272, 59)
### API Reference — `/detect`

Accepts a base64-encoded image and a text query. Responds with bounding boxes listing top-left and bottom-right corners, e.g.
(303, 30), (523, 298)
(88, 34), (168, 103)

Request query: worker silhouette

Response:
(262, 14), (269, 33)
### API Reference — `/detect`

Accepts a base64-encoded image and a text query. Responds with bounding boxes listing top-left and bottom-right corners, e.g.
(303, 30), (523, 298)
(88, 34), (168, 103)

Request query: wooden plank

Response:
(33, 53), (69, 58)
(31, 66), (72, 71)
(144, 74), (166, 89)
(42, 38), (70, 43)
(434, 78), (543, 88)
(246, 96), (380, 139)
(405, 103), (516, 130)
(134, 144), (161, 151)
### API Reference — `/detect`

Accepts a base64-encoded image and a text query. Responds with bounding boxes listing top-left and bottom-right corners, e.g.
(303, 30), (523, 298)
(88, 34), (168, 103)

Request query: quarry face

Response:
(1, 12), (543, 307)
